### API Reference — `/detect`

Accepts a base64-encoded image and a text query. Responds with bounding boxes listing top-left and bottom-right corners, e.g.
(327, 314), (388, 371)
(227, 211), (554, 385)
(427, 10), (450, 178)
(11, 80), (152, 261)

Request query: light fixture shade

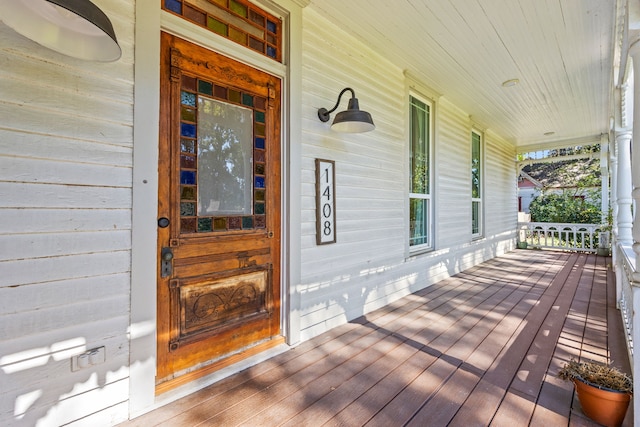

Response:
(0, 0), (122, 62)
(331, 98), (375, 133)
(317, 88), (375, 133)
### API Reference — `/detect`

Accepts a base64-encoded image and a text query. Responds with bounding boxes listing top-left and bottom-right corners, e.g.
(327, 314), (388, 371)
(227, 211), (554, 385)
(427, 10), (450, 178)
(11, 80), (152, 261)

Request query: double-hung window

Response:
(471, 130), (483, 238)
(409, 95), (433, 250)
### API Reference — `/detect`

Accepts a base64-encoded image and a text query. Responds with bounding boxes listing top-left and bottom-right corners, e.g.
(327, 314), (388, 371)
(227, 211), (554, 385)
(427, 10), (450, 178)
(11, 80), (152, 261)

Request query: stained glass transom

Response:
(163, 0), (282, 62)
(179, 74), (268, 234)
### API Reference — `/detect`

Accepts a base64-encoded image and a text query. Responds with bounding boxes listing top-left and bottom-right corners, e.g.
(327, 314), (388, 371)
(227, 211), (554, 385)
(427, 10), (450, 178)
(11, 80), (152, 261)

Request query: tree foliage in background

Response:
(525, 156), (603, 224)
(529, 190), (601, 224)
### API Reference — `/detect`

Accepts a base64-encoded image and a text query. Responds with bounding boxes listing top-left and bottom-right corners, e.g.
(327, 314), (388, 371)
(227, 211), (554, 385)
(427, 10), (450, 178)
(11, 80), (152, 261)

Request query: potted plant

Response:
(597, 231), (611, 256)
(517, 226), (528, 249)
(597, 209), (613, 256)
(558, 359), (632, 426)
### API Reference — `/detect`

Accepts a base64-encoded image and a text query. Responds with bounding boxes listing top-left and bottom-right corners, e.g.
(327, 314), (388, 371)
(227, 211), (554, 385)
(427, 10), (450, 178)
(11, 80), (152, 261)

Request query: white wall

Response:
(298, 9), (517, 341)
(485, 130), (519, 235)
(0, 1), (134, 425)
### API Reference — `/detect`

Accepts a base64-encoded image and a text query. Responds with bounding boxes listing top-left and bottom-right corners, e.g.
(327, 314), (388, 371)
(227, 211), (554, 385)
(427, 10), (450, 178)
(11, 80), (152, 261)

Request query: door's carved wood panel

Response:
(169, 267), (271, 350)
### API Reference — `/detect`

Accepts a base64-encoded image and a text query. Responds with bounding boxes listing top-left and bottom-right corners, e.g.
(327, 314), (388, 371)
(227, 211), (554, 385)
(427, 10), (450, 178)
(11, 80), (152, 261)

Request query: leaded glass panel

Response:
(178, 75), (269, 234)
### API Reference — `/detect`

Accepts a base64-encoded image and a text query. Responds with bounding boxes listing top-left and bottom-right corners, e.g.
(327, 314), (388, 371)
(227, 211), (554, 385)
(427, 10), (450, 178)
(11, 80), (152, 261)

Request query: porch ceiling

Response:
(307, 0), (625, 149)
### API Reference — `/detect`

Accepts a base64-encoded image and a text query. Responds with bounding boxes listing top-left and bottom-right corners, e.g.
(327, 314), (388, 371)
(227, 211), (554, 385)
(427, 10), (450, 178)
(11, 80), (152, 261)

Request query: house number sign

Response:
(316, 159), (336, 244)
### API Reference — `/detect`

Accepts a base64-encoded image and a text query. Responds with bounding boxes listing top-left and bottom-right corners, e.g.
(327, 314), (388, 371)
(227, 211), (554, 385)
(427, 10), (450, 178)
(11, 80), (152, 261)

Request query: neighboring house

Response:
(0, 1), (633, 426)
(518, 158), (601, 214)
(517, 171), (542, 213)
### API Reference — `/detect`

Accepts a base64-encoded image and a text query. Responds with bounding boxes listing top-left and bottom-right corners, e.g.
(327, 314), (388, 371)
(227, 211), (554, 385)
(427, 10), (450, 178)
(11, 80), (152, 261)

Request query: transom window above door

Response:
(163, 0), (282, 62)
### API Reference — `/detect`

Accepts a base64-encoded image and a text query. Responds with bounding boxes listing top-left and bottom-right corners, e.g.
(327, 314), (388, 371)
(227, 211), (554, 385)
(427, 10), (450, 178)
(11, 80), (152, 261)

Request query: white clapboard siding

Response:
(0, 131), (132, 166)
(0, 48), (133, 105)
(0, 183), (132, 209)
(0, 209), (131, 234)
(0, 101), (132, 147)
(1, 294), (129, 340)
(0, 75), (133, 128)
(0, 157), (132, 187)
(0, 230), (131, 262)
(299, 10), (407, 338)
(0, 273), (129, 316)
(298, 9), (517, 341)
(2, 333), (129, 397)
(65, 402), (130, 427)
(1, 316), (129, 375)
(1, 251), (131, 288)
(7, 378), (130, 427)
(436, 98), (474, 247)
(485, 132), (518, 235)
(0, 318), (131, 425)
(0, 0), (135, 425)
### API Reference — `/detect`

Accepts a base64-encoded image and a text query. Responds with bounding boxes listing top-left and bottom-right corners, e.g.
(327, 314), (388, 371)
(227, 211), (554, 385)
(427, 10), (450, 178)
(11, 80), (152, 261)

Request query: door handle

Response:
(161, 247), (174, 278)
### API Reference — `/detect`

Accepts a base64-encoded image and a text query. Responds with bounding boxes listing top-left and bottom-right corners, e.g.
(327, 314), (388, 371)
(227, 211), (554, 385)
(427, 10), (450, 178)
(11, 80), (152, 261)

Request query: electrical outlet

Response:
(71, 346), (106, 371)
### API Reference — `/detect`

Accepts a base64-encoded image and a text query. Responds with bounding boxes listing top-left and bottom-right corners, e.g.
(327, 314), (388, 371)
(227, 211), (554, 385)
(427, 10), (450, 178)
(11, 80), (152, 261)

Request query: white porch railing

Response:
(616, 243), (635, 363)
(517, 222), (602, 252)
(614, 241), (638, 426)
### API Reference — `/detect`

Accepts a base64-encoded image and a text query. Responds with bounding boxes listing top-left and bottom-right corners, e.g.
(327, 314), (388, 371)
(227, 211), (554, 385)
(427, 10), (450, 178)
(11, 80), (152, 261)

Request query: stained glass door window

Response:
(179, 74), (268, 234)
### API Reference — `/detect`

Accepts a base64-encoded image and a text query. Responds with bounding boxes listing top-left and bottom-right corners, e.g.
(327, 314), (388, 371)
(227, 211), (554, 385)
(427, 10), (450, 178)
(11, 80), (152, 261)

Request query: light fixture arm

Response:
(318, 87), (357, 122)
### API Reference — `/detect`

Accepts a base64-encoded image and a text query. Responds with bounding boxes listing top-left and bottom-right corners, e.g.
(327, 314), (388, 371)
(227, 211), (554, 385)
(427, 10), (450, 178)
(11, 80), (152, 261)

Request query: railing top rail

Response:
(518, 221), (603, 229)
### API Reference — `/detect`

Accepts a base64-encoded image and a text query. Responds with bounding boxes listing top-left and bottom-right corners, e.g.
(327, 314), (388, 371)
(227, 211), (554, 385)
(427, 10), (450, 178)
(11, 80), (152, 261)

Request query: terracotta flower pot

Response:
(573, 378), (631, 427)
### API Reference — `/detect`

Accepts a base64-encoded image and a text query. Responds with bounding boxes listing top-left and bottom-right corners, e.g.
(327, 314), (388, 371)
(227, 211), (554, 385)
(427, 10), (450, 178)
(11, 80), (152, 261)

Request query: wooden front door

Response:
(157, 32), (281, 387)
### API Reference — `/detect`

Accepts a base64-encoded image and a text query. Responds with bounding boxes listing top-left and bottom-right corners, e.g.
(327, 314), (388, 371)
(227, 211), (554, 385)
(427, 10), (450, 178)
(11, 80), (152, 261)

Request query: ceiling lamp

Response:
(501, 78), (520, 87)
(0, 0), (122, 62)
(318, 88), (375, 133)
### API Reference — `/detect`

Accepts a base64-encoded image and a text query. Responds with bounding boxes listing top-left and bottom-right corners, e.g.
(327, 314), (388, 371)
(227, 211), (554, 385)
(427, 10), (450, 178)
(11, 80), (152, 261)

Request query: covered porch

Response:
(121, 250), (631, 426)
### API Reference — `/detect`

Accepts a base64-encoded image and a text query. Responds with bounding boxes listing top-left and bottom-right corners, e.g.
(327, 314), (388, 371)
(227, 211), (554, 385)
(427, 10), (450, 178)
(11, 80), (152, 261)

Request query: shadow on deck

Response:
(122, 250), (632, 426)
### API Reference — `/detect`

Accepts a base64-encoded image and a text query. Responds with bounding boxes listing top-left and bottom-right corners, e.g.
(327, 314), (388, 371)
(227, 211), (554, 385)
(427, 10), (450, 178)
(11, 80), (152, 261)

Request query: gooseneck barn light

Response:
(0, 0), (122, 62)
(318, 87), (375, 133)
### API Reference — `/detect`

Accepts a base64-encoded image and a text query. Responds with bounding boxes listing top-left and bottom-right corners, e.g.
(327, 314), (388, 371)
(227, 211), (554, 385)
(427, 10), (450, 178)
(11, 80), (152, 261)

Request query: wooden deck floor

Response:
(122, 251), (632, 426)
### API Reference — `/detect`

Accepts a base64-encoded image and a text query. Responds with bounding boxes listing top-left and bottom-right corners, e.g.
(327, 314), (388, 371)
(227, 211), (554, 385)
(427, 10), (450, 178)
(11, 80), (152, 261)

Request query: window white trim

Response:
(471, 129), (483, 239)
(408, 93), (434, 253)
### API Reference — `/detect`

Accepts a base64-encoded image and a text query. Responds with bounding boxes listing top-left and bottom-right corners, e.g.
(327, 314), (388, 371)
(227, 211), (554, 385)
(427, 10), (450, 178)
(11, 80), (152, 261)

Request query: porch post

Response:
(600, 134), (609, 224)
(615, 129), (632, 314)
(610, 143), (618, 240)
(610, 138), (621, 308)
(616, 130), (633, 246)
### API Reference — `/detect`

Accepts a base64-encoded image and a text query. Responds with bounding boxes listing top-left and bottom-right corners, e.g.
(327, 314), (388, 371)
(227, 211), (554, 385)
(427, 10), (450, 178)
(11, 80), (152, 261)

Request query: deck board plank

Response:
(119, 251), (632, 427)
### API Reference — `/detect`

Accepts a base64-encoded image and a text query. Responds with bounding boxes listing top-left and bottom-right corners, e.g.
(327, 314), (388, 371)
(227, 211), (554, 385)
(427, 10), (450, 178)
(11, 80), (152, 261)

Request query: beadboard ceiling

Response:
(307, 0), (624, 150)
